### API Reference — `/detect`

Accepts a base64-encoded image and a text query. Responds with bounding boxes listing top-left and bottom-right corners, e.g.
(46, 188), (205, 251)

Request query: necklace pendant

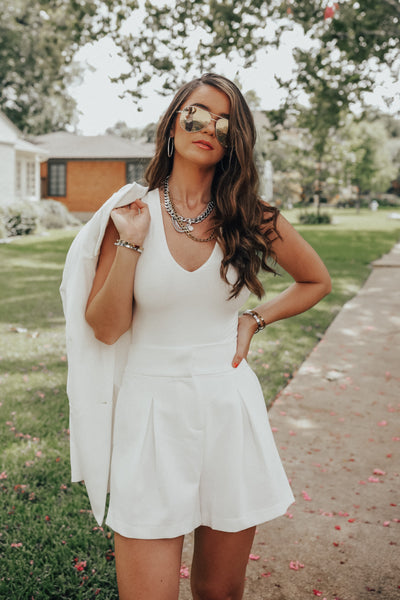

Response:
(172, 218), (186, 233)
(187, 224), (194, 231)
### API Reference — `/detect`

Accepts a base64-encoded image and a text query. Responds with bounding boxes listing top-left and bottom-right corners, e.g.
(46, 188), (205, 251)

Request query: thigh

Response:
(190, 525), (256, 600)
(114, 532), (184, 600)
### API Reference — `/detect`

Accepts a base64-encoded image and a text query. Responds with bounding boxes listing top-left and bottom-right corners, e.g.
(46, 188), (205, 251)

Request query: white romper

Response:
(105, 188), (294, 539)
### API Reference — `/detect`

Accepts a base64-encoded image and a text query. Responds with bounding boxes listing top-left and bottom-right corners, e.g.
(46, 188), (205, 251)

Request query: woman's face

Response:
(171, 84), (230, 168)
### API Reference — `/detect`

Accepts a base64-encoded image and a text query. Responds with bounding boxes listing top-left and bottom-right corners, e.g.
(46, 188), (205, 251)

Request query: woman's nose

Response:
(202, 118), (216, 137)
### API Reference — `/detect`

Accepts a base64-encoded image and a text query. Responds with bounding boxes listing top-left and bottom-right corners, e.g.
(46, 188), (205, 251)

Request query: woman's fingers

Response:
(110, 199), (150, 243)
(232, 315), (257, 368)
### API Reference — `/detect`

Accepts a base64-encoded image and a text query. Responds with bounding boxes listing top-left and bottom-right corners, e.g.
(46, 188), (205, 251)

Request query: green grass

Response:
(0, 210), (399, 598)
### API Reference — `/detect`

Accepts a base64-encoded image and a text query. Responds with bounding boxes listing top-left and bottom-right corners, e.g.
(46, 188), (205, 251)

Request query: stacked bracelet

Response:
(114, 239), (144, 254)
(242, 309), (266, 333)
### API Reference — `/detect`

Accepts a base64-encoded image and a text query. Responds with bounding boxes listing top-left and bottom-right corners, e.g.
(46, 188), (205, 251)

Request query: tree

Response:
(105, 121), (142, 139)
(342, 119), (397, 208)
(0, 0), (138, 134)
(112, 0), (400, 115)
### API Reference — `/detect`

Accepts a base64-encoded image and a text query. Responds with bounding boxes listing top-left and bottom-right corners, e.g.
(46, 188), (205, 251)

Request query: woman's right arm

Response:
(85, 199), (150, 345)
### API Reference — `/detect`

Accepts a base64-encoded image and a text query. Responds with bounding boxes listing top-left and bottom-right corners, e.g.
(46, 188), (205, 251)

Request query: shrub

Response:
(36, 199), (81, 229)
(0, 199), (80, 238)
(0, 201), (38, 236)
(299, 212), (332, 225)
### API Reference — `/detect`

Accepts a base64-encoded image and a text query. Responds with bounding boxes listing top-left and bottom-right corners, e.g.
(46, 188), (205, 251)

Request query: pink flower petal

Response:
(180, 564), (190, 578)
(249, 554), (260, 561)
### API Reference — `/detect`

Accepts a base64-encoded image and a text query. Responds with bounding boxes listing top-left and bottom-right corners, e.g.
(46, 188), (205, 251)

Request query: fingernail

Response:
(233, 362), (239, 368)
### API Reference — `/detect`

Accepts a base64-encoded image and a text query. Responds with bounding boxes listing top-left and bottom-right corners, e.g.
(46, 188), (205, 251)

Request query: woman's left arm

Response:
(232, 213), (332, 367)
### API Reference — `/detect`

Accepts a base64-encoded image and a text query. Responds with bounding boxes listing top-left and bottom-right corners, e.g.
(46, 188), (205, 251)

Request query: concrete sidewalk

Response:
(181, 243), (400, 600)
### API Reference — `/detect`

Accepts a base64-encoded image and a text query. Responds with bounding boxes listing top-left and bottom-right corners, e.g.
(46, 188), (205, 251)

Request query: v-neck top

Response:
(130, 188), (250, 348)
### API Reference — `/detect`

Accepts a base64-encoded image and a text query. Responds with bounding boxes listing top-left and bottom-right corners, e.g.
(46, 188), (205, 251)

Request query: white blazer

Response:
(60, 182), (148, 525)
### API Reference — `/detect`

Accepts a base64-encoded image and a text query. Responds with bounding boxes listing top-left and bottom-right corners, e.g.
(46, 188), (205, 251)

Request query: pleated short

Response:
(105, 341), (294, 539)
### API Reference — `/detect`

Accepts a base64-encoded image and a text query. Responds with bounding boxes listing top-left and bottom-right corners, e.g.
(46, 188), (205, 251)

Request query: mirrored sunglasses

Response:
(177, 105), (229, 148)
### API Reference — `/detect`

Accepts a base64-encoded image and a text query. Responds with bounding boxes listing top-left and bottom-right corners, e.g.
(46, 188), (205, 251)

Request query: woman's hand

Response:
(111, 199), (150, 245)
(232, 314), (258, 368)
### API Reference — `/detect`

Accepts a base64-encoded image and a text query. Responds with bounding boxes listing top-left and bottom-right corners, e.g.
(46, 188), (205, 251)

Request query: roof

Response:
(15, 138), (48, 158)
(33, 131), (155, 160)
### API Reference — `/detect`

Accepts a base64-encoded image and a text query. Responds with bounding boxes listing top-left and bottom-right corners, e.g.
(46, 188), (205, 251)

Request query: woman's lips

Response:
(193, 140), (214, 150)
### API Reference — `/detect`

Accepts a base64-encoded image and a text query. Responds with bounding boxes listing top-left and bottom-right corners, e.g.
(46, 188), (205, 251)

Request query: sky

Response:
(68, 14), (399, 136)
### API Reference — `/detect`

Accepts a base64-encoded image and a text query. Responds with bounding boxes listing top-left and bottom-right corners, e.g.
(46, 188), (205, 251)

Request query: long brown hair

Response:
(145, 73), (280, 299)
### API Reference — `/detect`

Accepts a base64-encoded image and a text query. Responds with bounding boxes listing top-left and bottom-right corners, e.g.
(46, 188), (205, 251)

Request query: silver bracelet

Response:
(114, 239), (144, 254)
(242, 309), (266, 333)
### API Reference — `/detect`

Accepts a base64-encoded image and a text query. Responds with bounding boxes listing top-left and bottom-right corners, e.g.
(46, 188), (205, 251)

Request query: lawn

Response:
(0, 209), (399, 598)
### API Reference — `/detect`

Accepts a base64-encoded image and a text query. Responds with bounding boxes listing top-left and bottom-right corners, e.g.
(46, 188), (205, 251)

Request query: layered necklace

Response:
(163, 176), (216, 242)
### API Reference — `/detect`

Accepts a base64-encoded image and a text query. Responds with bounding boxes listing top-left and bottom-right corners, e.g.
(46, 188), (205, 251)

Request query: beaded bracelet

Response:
(242, 309), (266, 333)
(114, 239), (144, 254)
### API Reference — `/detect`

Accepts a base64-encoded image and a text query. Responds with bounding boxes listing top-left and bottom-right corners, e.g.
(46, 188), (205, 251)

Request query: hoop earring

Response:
(167, 136), (174, 158)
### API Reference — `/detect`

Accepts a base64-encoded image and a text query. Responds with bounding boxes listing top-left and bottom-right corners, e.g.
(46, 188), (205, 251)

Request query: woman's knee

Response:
(191, 579), (244, 600)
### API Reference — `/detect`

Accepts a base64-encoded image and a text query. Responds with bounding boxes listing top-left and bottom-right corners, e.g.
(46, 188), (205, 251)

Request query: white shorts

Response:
(105, 342), (294, 539)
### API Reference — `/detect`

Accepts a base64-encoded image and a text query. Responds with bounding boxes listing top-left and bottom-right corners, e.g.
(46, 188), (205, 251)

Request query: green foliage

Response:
(110, 1), (399, 114)
(0, 200), (80, 238)
(0, 201), (38, 237)
(0, 0), (139, 134)
(263, 109), (399, 205)
(298, 211), (331, 225)
(342, 119), (397, 195)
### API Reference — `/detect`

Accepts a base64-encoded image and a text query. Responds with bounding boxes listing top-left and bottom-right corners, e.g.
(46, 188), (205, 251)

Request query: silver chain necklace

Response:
(163, 176), (215, 233)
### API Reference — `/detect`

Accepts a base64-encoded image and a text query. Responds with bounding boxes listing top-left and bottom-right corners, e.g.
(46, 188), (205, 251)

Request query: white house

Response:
(0, 111), (48, 204)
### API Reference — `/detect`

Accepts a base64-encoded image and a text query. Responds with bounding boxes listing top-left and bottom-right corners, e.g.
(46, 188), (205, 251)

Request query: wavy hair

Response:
(145, 73), (280, 299)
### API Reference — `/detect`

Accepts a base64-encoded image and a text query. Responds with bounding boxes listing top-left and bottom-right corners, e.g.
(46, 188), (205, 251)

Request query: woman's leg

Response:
(190, 525), (257, 600)
(114, 532), (184, 600)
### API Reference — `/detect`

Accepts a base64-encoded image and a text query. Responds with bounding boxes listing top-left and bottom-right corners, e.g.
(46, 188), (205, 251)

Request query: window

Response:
(26, 161), (36, 196)
(126, 160), (149, 184)
(48, 161), (66, 196)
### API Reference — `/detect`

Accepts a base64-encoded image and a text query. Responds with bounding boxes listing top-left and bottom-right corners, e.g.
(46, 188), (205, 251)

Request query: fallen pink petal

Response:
(179, 564), (190, 578)
(249, 554), (260, 561)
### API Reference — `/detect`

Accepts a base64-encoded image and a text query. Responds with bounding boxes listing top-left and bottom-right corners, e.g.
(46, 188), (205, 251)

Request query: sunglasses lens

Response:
(179, 106), (229, 147)
(180, 106), (209, 133)
(215, 119), (229, 147)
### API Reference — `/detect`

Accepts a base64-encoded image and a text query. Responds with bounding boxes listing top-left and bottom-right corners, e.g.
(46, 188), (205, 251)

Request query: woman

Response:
(65, 73), (331, 600)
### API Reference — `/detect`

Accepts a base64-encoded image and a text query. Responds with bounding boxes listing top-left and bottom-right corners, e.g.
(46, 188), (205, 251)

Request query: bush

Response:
(299, 212), (332, 225)
(0, 201), (38, 237)
(36, 199), (81, 229)
(0, 199), (80, 238)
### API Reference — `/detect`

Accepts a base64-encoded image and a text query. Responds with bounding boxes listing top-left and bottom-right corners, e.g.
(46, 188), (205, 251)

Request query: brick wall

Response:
(41, 160), (129, 212)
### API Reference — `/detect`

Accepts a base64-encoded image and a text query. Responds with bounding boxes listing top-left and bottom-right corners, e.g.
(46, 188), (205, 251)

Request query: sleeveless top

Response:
(130, 188), (250, 350)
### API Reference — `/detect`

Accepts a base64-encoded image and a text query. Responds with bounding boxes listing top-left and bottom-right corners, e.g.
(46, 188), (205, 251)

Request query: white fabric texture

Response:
(60, 182), (148, 525)
(104, 189), (294, 538)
